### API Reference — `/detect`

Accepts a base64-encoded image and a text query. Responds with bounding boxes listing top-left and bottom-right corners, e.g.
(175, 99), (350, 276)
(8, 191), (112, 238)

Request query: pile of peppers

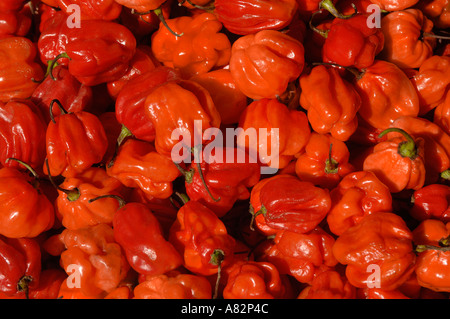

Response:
(0, 0), (450, 300)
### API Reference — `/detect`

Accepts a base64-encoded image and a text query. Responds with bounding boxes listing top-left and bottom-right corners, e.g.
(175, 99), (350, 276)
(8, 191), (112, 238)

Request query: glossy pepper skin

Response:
(145, 78), (221, 159)
(321, 13), (385, 70)
(353, 60), (420, 131)
(54, 167), (126, 230)
(38, 12), (136, 86)
(0, 236), (41, 298)
(294, 132), (355, 190)
(297, 270), (356, 299)
(151, 12), (231, 79)
(327, 170), (393, 236)
(31, 66), (94, 124)
(114, 0), (165, 12)
(416, 0), (450, 29)
(115, 66), (180, 142)
(299, 65), (360, 141)
(333, 212), (416, 291)
(250, 174), (331, 236)
(44, 104), (108, 178)
(229, 30), (305, 100)
(434, 92), (450, 136)
(363, 127), (426, 193)
(0, 6), (31, 39)
(222, 260), (289, 299)
(413, 219), (450, 292)
(255, 227), (338, 284)
(379, 9), (436, 69)
(113, 201), (183, 276)
(53, 0), (123, 21)
(411, 184), (450, 222)
(0, 167), (55, 238)
(368, 0), (418, 11)
(57, 223), (131, 297)
(169, 200), (236, 276)
(213, 0), (298, 35)
(409, 55), (450, 116)
(0, 37), (44, 102)
(236, 98), (311, 170)
(389, 116), (450, 185)
(189, 69), (248, 125)
(106, 139), (180, 199)
(0, 100), (47, 172)
(134, 272), (212, 299)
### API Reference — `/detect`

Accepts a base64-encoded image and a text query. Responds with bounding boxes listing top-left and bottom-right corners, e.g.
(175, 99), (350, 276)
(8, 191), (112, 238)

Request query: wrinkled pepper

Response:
(106, 138), (180, 199)
(299, 64), (361, 141)
(294, 132), (355, 190)
(213, 0), (298, 35)
(0, 36), (44, 102)
(327, 170), (393, 236)
(368, 0), (418, 11)
(415, 0), (450, 29)
(0, 236), (41, 299)
(236, 98), (311, 170)
(249, 174), (331, 235)
(333, 212), (416, 291)
(151, 12), (231, 79)
(229, 30), (305, 100)
(410, 184), (450, 222)
(413, 219), (450, 292)
(44, 100), (108, 178)
(434, 91), (450, 136)
(379, 9), (436, 69)
(297, 269), (356, 299)
(52, 0), (123, 21)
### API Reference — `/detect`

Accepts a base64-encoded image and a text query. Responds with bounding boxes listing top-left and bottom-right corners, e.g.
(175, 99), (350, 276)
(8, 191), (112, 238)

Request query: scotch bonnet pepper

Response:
(38, 12), (136, 86)
(410, 184), (450, 222)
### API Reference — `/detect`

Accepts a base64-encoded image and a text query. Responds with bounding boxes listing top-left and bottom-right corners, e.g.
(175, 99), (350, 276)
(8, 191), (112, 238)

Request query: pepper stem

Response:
(45, 52), (71, 81)
(17, 275), (33, 299)
(311, 62), (363, 79)
(249, 205), (266, 231)
(441, 169), (450, 181)
(107, 125), (134, 169)
(319, 0), (357, 19)
(416, 244), (450, 253)
(49, 99), (68, 124)
(173, 162), (195, 184)
(378, 128), (417, 159)
(178, 0), (215, 11)
(192, 145), (221, 202)
(324, 143), (339, 174)
(5, 158), (39, 178)
(309, 10), (330, 38)
(44, 158), (80, 202)
(132, 7), (183, 37)
(210, 249), (225, 300)
(88, 194), (127, 208)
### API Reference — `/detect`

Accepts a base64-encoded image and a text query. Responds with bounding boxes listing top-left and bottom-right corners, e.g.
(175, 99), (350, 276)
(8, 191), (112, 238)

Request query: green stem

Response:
(44, 158), (80, 202)
(416, 244), (450, 253)
(249, 205), (266, 231)
(45, 52), (71, 81)
(378, 128), (417, 159)
(319, 0), (357, 19)
(324, 143), (339, 174)
(178, 0), (215, 10)
(210, 249), (225, 300)
(441, 169), (450, 181)
(49, 99), (68, 124)
(132, 6), (183, 37)
(5, 158), (39, 178)
(88, 194), (127, 208)
(192, 146), (221, 202)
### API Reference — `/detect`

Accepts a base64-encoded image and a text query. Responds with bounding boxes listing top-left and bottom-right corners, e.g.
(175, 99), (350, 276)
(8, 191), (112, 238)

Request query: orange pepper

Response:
(255, 228), (338, 284)
(104, 286), (133, 299)
(0, 36), (44, 102)
(353, 60), (420, 131)
(53, 167), (126, 230)
(113, 0), (165, 12)
(379, 9), (436, 69)
(229, 29), (305, 100)
(294, 132), (355, 190)
(236, 98), (311, 170)
(413, 219), (450, 292)
(327, 170), (393, 236)
(363, 127), (426, 193)
(145, 78), (221, 159)
(409, 55), (450, 116)
(57, 223), (131, 297)
(133, 272), (212, 299)
(368, 0), (419, 11)
(333, 212), (416, 291)
(415, 0), (450, 29)
(299, 65), (360, 141)
(151, 12), (231, 79)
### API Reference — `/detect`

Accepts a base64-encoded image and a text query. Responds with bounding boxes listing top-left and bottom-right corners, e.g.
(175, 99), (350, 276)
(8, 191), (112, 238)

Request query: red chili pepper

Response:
(112, 200), (184, 277)
(31, 65), (94, 124)
(38, 11), (137, 86)
(0, 236), (41, 299)
(297, 269), (356, 299)
(213, 0), (298, 35)
(169, 200), (236, 278)
(44, 100), (108, 178)
(0, 6), (31, 38)
(28, 268), (67, 299)
(250, 174), (331, 236)
(411, 184), (450, 222)
(0, 100), (47, 172)
(52, 0), (123, 21)
(115, 66), (180, 143)
(319, 14), (384, 70)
